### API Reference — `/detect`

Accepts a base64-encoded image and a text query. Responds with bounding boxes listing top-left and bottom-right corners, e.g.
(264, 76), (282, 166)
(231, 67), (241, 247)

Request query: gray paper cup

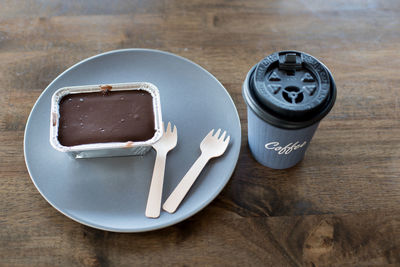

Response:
(243, 51), (336, 169)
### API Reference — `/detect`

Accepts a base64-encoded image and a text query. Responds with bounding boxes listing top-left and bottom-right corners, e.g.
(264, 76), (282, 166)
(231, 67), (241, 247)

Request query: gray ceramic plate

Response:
(24, 49), (241, 232)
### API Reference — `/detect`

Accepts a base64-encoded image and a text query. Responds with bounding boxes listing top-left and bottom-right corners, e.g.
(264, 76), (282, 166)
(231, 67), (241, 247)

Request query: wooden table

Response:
(1, 0), (399, 266)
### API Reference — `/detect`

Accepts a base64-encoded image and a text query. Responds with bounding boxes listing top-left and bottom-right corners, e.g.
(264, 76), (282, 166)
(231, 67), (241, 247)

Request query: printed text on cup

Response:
(265, 141), (307, 155)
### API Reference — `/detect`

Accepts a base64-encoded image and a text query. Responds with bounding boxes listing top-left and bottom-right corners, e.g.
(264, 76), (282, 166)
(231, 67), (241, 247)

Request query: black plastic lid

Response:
(243, 51), (336, 129)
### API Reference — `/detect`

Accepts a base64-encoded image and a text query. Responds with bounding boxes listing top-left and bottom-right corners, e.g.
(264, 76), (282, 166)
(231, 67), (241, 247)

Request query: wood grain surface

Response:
(1, 0), (400, 266)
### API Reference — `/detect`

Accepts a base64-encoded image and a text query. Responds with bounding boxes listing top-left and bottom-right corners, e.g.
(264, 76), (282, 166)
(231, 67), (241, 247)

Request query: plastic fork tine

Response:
(214, 129), (221, 138)
(166, 122), (172, 133)
(201, 129), (214, 146)
(173, 125), (177, 133)
(219, 131), (226, 141)
(224, 135), (230, 145)
(206, 129), (214, 138)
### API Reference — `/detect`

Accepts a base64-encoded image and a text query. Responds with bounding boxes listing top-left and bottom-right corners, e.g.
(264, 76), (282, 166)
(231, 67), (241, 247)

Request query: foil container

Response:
(49, 82), (163, 158)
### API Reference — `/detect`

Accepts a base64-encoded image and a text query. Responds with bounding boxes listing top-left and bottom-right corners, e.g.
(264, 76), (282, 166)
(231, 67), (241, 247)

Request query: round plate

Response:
(24, 49), (241, 232)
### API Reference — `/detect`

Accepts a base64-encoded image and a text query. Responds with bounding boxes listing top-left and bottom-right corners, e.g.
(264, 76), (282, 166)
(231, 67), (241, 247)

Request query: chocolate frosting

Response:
(58, 90), (155, 146)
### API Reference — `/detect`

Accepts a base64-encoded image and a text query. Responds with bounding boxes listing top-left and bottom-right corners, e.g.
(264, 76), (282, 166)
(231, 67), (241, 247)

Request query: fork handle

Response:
(163, 153), (209, 213)
(145, 152), (167, 218)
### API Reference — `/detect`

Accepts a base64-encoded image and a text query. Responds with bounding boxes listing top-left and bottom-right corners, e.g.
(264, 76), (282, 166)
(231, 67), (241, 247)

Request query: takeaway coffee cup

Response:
(242, 51), (336, 169)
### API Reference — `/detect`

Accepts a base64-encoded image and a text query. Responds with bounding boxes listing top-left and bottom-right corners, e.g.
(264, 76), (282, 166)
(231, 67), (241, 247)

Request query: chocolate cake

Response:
(57, 90), (156, 146)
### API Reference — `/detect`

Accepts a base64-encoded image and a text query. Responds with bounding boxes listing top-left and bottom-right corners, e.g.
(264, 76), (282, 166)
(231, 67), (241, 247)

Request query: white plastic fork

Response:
(145, 122), (177, 218)
(162, 129), (230, 213)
